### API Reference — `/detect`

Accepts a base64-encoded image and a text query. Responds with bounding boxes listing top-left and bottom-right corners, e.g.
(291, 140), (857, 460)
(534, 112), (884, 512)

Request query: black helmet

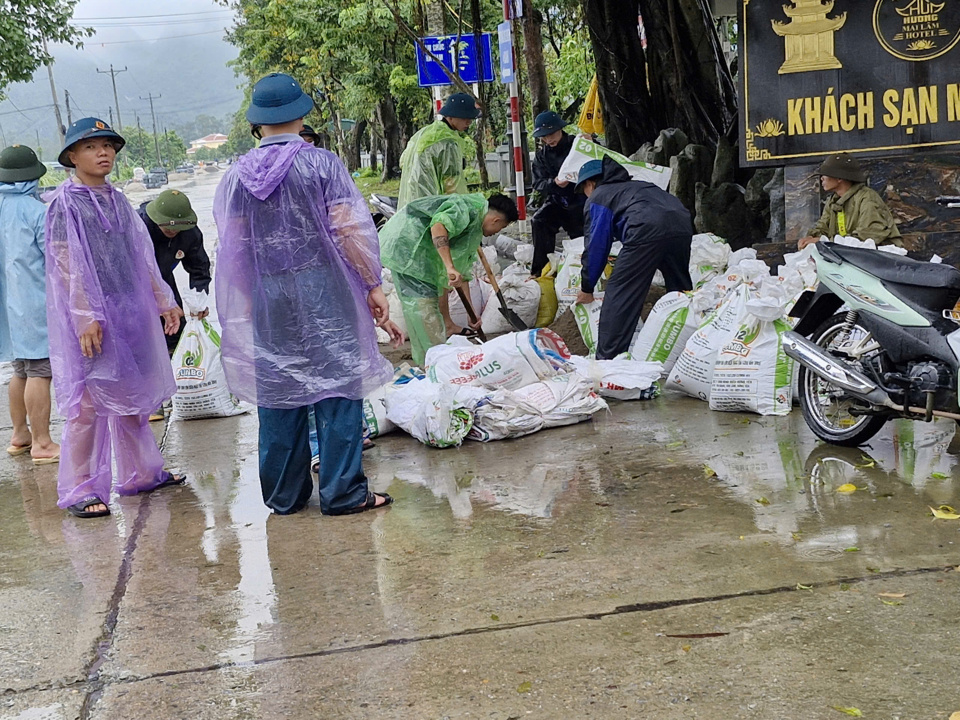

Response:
(818, 153), (866, 183)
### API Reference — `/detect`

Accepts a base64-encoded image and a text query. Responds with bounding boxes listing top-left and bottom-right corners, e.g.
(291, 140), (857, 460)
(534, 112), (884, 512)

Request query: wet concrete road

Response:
(4, 172), (960, 718)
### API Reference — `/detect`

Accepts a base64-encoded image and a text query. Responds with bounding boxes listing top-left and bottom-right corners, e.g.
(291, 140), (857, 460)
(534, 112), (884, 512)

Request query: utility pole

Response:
(136, 115), (146, 167)
(140, 93), (162, 167)
(97, 64), (127, 130)
(35, 130), (42, 161)
(108, 107), (114, 128)
(64, 90), (73, 125)
(42, 38), (66, 144)
(0, 120), (6, 147)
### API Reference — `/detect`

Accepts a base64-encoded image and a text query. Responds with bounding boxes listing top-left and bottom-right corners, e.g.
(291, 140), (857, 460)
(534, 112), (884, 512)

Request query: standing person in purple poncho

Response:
(214, 73), (403, 516)
(46, 118), (186, 519)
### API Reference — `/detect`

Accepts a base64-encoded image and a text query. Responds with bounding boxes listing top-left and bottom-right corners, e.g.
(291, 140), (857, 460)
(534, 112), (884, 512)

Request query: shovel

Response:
(476, 248), (529, 331)
(454, 286), (488, 343)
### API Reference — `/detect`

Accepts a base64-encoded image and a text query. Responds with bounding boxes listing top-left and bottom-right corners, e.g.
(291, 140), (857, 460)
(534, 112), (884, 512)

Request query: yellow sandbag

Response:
(534, 276), (559, 327)
(578, 76), (604, 135)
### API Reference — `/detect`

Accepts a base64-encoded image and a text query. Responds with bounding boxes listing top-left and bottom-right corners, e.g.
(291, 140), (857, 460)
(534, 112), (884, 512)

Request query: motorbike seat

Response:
(373, 194), (399, 210)
(825, 243), (960, 310)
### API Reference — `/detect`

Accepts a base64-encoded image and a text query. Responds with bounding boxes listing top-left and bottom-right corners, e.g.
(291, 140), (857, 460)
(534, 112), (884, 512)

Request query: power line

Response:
(0, 103), (54, 118)
(88, 29), (226, 45)
(71, 17), (233, 28)
(73, 10), (232, 20)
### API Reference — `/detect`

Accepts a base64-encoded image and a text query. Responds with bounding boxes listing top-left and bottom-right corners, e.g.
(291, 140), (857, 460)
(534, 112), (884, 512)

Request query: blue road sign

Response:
(416, 34), (495, 87)
(497, 22), (514, 84)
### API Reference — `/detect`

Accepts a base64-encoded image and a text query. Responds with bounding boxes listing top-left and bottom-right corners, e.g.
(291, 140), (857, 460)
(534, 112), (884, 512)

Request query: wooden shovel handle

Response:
(476, 248), (504, 296)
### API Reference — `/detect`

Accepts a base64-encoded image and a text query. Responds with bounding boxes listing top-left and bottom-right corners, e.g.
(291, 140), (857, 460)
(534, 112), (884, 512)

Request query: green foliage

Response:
(545, 27), (595, 116)
(0, 0), (92, 96)
(117, 125), (186, 167)
(39, 168), (67, 187)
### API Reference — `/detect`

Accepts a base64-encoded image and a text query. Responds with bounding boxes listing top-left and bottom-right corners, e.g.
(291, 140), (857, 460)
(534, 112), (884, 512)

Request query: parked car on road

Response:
(149, 167), (168, 184)
(143, 172), (164, 189)
(174, 164), (194, 174)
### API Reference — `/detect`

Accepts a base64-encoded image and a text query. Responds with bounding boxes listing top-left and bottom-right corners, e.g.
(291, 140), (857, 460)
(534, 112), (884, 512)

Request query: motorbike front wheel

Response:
(798, 312), (888, 447)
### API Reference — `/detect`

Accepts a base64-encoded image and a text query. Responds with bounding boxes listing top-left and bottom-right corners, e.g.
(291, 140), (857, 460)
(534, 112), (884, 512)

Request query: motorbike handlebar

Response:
(935, 195), (960, 207)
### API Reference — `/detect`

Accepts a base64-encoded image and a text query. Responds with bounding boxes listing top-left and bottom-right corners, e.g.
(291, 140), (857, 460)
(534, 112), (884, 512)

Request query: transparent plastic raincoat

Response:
(0, 180), (48, 361)
(379, 193), (488, 364)
(45, 181), (178, 418)
(397, 120), (469, 208)
(213, 139), (393, 409)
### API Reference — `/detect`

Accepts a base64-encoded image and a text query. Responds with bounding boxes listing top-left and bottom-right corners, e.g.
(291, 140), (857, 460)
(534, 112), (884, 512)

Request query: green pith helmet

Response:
(145, 189), (198, 232)
(0, 145), (47, 183)
(818, 153), (866, 183)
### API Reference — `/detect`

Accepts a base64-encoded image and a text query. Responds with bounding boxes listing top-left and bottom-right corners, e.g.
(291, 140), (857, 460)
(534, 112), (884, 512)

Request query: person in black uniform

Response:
(137, 189), (212, 354)
(529, 111), (585, 278)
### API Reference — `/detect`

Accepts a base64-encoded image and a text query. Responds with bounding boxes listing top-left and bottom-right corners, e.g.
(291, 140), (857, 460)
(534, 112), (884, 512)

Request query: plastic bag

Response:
(470, 374), (607, 441)
(171, 315), (246, 420)
(480, 265), (541, 333)
(554, 236), (585, 319)
(426, 329), (572, 390)
(667, 284), (751, 401)
(629, 291), (699, 375)
(362, 384), (397, 438)
(568, 355), (662, 400)
(556, 136), (672, 190)
(534, 276), (559, 328)
(709, 289), (795, 416)
(572, 293), (643, 357)
(689, 233), (730, 287)
(384, 378), (486, 448)
(448, 278), (493, 329)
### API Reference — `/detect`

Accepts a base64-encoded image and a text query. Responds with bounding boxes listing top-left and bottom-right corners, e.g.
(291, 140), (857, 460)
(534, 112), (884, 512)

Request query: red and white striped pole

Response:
(503, 0), (527, 235)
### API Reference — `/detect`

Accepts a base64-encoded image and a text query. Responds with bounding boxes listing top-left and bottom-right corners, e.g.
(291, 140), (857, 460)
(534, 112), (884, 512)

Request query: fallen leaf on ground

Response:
(703, 465), (717, 478)
(755, 497), (771, 506)
(837, 483), (857, 494)
(948, 712), (960, 720)
(666, 441), (684, 448)
(796, 583), (813, 591)
(930, 506), (960, 520)
(878, 592), (906, 598)
(665, 632), (729, 638)
(681, 645), (691, 652)
(830, 707), (863, 717)
(881, 599), (903, 606)
(856, 456), (875, 468)
(931, 472), (950, 479)
(844, 547), (860, 552)
(791, 532), (803, 541)
(517, 681), (532, 693)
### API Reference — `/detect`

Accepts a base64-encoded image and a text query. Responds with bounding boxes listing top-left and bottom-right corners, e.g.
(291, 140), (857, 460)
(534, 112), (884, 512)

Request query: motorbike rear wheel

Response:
(798, 312), (888, 447)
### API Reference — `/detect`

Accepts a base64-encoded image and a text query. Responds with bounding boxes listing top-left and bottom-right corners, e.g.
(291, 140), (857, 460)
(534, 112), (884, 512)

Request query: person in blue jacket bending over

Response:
(574, 157), (693, 360)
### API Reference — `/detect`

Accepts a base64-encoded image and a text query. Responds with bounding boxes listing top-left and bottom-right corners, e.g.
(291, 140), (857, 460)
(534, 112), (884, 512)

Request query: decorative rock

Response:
(764, 168), (785, 241)
(651, 128), (689, 166)
(711, 136), (737, 187)
(745, 167), (776, 240)
(669, 144), (714, 219)
(628, 142), (656, 165)
(695, 182), (754, 250)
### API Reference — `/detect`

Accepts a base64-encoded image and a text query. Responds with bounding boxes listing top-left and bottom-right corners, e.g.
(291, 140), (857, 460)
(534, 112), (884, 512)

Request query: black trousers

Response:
(596, 233), (693, 360)
(531, 199), (585, 277)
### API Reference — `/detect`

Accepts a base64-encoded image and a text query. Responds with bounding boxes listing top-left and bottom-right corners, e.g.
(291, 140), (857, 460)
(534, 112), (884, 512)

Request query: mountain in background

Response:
(0, 30), (244, 159)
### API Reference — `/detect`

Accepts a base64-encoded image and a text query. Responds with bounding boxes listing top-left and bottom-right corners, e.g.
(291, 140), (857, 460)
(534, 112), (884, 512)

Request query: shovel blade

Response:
(499, 306), (529, 331)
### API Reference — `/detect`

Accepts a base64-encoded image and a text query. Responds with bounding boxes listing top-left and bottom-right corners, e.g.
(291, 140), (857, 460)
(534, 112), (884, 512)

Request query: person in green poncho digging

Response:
(380, 193), (518, 366)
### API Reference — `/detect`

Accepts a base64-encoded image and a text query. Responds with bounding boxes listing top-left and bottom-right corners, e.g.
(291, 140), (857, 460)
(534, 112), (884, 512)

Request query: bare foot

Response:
(445, 323), (464, 336)
(8, 433), (32, 450)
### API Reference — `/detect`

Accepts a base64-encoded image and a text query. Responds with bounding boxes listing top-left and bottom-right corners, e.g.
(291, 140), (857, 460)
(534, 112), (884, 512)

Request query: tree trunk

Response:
(582, 0), (658, 154)
(520, 0), (550, 118)
(638, 0), (736, 145)
(369, 128), (379, 173)
(377, 96), (402, 181)
(347, 119), (367, 172)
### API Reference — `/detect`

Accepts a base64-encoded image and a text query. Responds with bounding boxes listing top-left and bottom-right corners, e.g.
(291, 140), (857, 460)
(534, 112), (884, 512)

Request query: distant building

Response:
(187, 133), (229, 155)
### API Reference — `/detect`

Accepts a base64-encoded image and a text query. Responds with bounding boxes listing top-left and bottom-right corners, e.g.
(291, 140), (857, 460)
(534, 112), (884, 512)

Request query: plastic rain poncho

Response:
(45, 181), (178, 418)
(398, 120), (469, 208)
(379, 194), (488, 365)
(0, 180), (48, 361)
(213, 139), (393, 409)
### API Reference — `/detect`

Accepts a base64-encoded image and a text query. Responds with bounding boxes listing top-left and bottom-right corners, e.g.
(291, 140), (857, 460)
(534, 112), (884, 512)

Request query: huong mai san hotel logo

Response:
(873, 0), (960, 60)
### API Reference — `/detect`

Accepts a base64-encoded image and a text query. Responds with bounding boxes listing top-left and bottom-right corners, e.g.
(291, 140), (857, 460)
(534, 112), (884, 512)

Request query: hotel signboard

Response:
(739, 0), (960, 166)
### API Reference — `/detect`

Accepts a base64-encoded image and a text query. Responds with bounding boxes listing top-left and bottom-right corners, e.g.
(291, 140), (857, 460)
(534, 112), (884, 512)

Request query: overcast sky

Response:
(70, 0), (235, 45)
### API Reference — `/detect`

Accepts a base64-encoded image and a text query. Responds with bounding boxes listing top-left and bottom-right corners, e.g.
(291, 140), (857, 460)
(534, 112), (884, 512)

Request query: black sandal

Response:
(67, 497), (111, 518)
(149, 473), (186, 492)
(325, 492), (393, 516)
(455, 326), (481, 338)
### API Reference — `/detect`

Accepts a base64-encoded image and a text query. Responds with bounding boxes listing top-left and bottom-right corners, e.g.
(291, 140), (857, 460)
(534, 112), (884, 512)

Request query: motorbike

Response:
(370, 194), (398, 230)
(783, 196), (960, 446)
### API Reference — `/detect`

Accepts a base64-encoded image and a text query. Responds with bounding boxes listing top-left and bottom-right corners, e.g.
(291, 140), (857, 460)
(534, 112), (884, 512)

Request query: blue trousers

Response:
(258, 397), (368, 515)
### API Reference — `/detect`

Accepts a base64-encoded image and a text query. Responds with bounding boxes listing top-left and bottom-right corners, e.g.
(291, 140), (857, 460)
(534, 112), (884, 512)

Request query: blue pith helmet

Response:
(246, 73), (314, 126)
(533, 111), (565, 138)
(58, 117), (125, 168)
(575, 159), (604, 192)
(439, 93), (481, 119)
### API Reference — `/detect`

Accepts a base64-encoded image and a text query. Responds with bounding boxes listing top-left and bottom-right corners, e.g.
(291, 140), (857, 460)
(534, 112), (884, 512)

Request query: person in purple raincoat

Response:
(214, 73), (403, 516)
(46, 118), (186, 519)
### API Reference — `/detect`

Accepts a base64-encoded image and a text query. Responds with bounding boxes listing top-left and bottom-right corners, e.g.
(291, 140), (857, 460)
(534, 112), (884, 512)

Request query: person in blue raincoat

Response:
(0, 145), (60, 464)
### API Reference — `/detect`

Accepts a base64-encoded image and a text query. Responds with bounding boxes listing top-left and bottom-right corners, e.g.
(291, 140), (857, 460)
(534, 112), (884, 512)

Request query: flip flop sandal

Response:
(67, 497), (111, 518)
(325, 492), (393, 516)
(32, 454), (60, 466)
(362, 438), (376, 451)
(149, 473), (187, 492)
(6, 444), (32, 456)
(455, 327), (481, 338)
